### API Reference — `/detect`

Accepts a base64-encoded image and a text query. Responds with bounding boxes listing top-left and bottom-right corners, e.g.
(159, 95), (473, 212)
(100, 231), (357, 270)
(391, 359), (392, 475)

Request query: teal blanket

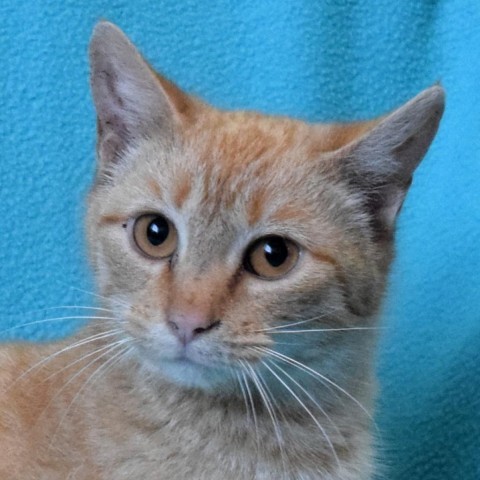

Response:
(1, 2), (479, 478)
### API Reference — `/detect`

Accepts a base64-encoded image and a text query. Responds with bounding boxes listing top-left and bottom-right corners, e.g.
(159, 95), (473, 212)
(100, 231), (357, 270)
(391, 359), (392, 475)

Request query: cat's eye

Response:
(244, 235), (299, 279)
(132, 214), (177, 259)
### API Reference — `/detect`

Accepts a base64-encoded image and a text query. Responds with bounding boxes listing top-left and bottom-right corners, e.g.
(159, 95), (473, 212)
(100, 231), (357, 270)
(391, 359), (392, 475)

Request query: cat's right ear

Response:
(330, 86), (444, 240)
(89, 22), (194, 167)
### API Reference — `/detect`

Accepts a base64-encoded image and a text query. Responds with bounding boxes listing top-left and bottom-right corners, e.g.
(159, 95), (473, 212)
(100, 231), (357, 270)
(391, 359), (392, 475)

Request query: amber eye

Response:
(132, 214), (177, 259)
(244, 235), (299, 279)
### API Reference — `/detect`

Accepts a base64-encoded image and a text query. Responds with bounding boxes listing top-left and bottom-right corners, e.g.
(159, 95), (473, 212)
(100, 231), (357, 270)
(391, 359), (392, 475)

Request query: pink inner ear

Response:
(380, 187), (407, 230)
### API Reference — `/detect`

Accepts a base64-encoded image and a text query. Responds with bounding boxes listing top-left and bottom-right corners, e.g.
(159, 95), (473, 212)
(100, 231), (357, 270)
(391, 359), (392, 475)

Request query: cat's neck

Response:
(91, 353), (373, 479)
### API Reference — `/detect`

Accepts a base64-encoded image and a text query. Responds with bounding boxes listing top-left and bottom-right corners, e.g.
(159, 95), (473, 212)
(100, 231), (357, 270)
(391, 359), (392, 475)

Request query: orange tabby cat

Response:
(0, 22), (444, 479)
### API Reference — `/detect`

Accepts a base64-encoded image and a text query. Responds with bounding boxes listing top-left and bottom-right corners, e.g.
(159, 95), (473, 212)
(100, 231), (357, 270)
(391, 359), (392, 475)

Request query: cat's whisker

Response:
(82, 345), (134, 401)
(254, 346), (374, 424)
(238, 362), (259, 446)
(272, 341), (308, 346)
(269, 326), (386, 334)
(42, 305), (116, 314)
(261, 359), (340, 468)
(43, 330), (124, 382)
(244, 362), (289, 476)
(253, 346), (351, 416)
(255, 310), (339, 333)
(234, 368), (251, 424)
(68, 344), (134, 417)
(48, 342), (131, 449)
(34, 339), (129, 431)
(65, 285), (131, 309)
(244, 364), (283, 444)
(5, 327), (121, 392)
(2, 305), (116, 321)
(0, 315), (117, 338)
(266, 359), (348, 448)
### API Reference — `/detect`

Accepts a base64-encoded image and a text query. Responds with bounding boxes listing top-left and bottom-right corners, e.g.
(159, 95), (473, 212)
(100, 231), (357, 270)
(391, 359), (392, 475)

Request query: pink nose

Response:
(167, 311), (221, 345)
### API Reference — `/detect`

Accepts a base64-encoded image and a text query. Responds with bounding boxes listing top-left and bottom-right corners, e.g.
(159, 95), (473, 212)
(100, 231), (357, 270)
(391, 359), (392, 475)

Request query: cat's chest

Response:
(87, 389), (260, 478)
(83, 378), (372, 480)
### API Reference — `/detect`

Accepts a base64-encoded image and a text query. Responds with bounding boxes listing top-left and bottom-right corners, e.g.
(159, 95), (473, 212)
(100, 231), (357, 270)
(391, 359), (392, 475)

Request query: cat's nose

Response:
(167, 311), (221, 345)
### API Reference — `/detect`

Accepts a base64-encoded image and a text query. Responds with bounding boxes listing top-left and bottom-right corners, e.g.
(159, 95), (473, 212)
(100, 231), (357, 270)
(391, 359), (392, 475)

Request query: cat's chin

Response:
(143, 355), (235, 392)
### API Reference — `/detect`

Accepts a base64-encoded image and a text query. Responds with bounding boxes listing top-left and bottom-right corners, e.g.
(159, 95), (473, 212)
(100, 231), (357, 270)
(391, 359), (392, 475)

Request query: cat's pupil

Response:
(146, 217), (169, 246)
(263, 237), (288, 267)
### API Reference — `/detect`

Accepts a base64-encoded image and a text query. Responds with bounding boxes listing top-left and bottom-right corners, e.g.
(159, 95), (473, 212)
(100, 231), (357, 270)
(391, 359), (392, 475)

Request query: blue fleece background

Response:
(1, 1), (479, 478)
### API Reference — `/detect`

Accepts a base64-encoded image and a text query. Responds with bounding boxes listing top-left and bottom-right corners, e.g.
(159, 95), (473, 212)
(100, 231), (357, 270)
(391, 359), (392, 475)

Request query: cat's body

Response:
(0, 22), (444, 480)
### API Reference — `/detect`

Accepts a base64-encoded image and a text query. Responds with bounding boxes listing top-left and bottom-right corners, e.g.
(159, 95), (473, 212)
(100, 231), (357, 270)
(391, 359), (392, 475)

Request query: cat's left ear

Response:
(89, 21), (195, 167)
(337, 85), (445, 239)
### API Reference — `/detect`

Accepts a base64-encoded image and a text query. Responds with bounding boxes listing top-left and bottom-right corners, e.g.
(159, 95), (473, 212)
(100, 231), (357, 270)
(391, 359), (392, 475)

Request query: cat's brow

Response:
(311, 250), (339, 269)
(172, 173), (192, 208)
(246, 190), (266, 226)
(269, 205), (308, 223)
(98, 214), (127, 225)
(147, 179), (162, 198)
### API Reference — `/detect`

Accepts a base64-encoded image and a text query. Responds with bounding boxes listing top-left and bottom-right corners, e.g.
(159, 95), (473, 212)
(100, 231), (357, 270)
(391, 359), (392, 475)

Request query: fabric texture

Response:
(1, 1), (479, 479)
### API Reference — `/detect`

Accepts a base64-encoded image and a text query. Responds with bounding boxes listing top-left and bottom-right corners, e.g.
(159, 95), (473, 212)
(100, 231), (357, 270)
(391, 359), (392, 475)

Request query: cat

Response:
(0, 21), (444, 480)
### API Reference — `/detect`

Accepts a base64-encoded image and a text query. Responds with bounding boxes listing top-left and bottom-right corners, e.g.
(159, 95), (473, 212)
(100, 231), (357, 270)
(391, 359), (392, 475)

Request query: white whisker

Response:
(5, 328), (121, 392)
(64, 285), (130, 309)
(69, 344), (133, 412)
(255, 346), (374, 423)
(267, 359), (346, 443)
(0, 316), (117, 337)
(272, 341), (307, 346)
(42, 305), (116, 314)
(235, 369), (251, 422)
(238, 361), (259, 445)
(48, 342), (131, 448)
(261, 359), (340, 467)
(43, 331), (124, 381)
(2, 305), (116, 321)
(33, 339), (129, 432)
(254, 311), (338, 333)
(244, 362), (289, 477)
(42, 339), (129, 413)
(269, 326), (385, 334)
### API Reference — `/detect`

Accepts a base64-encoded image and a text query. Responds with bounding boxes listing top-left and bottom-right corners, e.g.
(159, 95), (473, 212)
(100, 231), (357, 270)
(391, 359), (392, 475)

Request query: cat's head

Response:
(86, 22), (444, 396)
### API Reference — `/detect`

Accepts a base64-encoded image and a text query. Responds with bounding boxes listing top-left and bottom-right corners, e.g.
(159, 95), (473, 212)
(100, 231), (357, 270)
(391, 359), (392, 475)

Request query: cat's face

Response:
(86, 23), (444, 395)
(87, 112), (378, 391)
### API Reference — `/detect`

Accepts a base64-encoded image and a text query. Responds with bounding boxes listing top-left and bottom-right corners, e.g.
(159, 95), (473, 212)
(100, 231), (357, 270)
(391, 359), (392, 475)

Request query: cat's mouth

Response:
(134, 336), (243, 390)
(156, 351), (235, 390)
(138, 339), (222, 370)
(171, 351), (198, 366)
(171, 345), (222, 369)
